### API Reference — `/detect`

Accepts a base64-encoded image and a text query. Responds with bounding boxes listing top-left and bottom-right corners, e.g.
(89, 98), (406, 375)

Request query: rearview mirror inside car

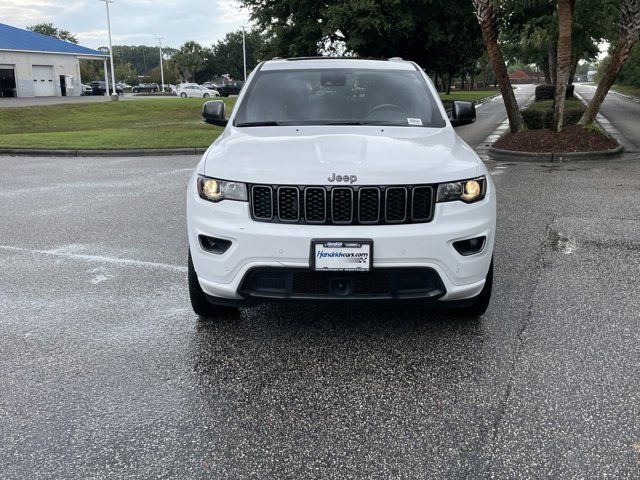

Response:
(202, 100), (227, 127)
(450, 101), (476, 127)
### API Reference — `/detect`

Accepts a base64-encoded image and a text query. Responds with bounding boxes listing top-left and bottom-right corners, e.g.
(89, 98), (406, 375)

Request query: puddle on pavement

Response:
(547, 229), (578, 254)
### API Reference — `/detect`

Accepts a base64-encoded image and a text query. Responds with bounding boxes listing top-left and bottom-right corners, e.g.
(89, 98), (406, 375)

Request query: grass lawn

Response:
(0, 89), (501, 150)
(438, 89), (500, 104)
(0, 97), (236, 149)
(611, 84), (640, 98)
(525, 97), (583, 112)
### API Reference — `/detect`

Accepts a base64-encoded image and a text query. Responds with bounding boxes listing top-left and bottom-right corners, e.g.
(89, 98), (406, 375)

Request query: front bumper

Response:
(187, 182), (495, 303)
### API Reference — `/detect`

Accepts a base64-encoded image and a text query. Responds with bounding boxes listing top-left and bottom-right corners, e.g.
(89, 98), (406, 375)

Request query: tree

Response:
(171, 41), (208, 82)
(472, 0), (524, 132)
(27, 22), (78, 44)
(551, 0), (575, 132)
(240, 0), (327, 57)
(580, 0), (640, 125)
(241, 0), (483, 91)
(207, 30), (266, 80)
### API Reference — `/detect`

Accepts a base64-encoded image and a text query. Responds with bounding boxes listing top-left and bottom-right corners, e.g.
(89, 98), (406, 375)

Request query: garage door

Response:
(32, 65), (55, 97)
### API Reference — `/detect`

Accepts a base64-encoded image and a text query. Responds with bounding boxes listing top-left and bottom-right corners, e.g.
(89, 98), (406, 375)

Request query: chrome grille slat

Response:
(250, 184), (433, 225)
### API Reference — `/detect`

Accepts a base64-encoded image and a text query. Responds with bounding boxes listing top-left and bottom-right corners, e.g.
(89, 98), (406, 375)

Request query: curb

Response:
(573, 90), (636, 151)
(0, 147), (208, 157)
(487, 145), (624, 162)
(609, 89), (640, 105)
(474, 92), (502, 106)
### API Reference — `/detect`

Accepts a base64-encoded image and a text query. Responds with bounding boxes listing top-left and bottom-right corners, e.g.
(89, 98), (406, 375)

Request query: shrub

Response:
(521, 102), (585, 129)
(535, 84), (575, 100)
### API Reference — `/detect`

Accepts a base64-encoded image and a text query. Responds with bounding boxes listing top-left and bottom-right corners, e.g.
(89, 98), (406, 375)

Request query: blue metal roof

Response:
(0, 23), (108, 57)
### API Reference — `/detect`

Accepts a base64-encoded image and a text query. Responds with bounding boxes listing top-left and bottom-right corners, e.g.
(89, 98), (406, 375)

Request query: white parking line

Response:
(0, 245), (187, 272)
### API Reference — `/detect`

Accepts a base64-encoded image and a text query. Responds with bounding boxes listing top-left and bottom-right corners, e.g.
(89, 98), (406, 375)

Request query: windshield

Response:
(234, 68), (446, 128)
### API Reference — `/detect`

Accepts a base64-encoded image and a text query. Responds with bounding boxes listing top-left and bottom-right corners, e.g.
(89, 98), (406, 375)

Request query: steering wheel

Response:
(366, 103), (405, 117)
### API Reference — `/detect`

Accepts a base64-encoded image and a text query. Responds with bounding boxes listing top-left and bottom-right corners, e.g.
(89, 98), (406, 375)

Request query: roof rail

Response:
(388, 57), (404, 62)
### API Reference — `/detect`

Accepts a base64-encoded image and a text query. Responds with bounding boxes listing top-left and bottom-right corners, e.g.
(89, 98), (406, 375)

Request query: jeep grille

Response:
(249, 184), (434, 225)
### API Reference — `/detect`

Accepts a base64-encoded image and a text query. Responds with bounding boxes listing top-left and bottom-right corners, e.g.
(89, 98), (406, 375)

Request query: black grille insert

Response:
(331, 188), (354, 223)
(240, 268), (446, 300)
(251, 186), (273, 220)
(277, 187), (299, 222)
(249, 184), (435, 225)
(358, 188), (380, 223)
(411, 186), (434, 221)
(304, 187), (327, 223)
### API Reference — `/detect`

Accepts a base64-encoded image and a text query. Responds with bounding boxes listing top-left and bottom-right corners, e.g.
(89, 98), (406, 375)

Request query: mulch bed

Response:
(493, 124), (619, 153)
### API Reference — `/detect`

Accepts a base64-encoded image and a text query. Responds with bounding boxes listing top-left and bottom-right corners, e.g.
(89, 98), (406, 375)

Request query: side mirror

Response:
(202, 100), (227, 127)
(450, 101), (476, 127)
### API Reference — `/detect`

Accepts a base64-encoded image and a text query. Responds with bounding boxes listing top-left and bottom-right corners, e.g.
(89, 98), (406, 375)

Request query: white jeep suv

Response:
(187, 58), (496, 318)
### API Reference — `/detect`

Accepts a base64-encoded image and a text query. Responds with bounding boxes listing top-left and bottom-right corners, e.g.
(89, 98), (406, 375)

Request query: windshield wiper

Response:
(235, 121), (283, 127)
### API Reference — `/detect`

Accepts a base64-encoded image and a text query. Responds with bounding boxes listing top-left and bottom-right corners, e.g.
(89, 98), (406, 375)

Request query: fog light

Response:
(453, 236), (486, 256)
(199, 235), (232, 254)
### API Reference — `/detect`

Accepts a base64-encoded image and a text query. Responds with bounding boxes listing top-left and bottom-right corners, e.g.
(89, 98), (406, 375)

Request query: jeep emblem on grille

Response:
(328, 173), (358, 184)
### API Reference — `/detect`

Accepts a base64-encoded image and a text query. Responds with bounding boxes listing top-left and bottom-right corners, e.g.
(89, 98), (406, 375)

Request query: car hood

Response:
(203, 126), (481, 185)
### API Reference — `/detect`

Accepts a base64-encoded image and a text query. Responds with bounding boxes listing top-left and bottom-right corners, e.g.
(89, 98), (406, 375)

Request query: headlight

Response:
(197, 175), (247, 202)
(436, 176), (486, 203)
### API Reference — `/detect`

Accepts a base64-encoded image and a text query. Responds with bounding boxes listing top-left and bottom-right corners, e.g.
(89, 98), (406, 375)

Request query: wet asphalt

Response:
(2, 95), (640, 479)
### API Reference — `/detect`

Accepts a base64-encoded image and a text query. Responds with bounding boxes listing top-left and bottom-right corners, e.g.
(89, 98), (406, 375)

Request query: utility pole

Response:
(242, 26), (247, 81)
(98, 0), (117, 97)
(157, 37), (165, 92)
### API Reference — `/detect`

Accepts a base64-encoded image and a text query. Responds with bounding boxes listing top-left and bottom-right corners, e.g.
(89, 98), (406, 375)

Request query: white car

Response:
(81, 84), (92, 95)
(176, 85), (220, 98)
(187, 57), (496, 319)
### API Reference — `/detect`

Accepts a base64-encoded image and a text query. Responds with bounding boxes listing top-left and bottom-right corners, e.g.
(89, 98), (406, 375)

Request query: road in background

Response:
(575, 84), (640, 150)
(1, 146), (640, 478)
(456, 83), (534, 148)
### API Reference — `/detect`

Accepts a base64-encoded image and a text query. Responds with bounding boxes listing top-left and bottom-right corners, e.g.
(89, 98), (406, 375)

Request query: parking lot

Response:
(1, 141), (640, 478)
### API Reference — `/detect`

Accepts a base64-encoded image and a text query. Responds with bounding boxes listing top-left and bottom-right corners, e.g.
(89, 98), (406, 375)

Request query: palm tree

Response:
(579, 0), (640, 126)
(172, 41), (206, 82)
(551, 0), (575, 132)
(472, 0), (524, 133)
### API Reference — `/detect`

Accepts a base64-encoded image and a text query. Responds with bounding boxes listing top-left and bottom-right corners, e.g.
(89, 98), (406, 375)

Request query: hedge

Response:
(535, 84), (575, 100)
(521, 105), (585, 129)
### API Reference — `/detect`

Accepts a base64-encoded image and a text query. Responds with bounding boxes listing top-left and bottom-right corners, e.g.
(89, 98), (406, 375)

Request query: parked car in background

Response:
(132, 83), (159, 93)
(116, 82), (131, 91)
(175, 85), (220, 98)
(81, 84), (93, 96)
(88, 81), (123, 95)
(202, 81), (216, 89)
(216, 81), (244, 97)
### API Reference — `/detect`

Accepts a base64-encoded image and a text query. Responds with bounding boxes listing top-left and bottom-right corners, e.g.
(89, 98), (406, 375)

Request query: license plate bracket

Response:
(311, 240), (373, 272)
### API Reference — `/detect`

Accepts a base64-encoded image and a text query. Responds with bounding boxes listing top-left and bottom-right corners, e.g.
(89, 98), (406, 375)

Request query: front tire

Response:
(203, 93), (210, 98)
(458, 260), (493, 317)
(180, 92), (187, 98)
(188, 251), (239, 320)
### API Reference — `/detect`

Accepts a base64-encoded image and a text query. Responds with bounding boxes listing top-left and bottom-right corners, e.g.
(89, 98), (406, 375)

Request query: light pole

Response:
(98, 0), (117, 96)
(241, 26), (247, 81)
(157, 37), (165, 92)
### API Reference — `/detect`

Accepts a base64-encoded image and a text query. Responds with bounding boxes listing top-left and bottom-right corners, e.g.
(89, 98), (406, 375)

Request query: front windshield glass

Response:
(234, 68), (446, 128)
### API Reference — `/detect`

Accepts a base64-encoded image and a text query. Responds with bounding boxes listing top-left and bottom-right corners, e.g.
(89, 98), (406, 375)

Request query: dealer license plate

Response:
(312, 240), (372, 272)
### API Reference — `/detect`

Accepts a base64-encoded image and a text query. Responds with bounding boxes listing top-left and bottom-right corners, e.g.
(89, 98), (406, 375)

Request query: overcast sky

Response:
(1, 0), (250, 49)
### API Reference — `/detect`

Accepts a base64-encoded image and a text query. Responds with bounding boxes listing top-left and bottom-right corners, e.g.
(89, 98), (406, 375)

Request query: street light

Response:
(98, 0), (117, 97)
(241, 26), (247, 81)
(157, 37), (165, 92)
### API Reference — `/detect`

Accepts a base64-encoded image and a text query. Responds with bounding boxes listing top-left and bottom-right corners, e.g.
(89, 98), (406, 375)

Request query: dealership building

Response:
(0, 22), (108, 98)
